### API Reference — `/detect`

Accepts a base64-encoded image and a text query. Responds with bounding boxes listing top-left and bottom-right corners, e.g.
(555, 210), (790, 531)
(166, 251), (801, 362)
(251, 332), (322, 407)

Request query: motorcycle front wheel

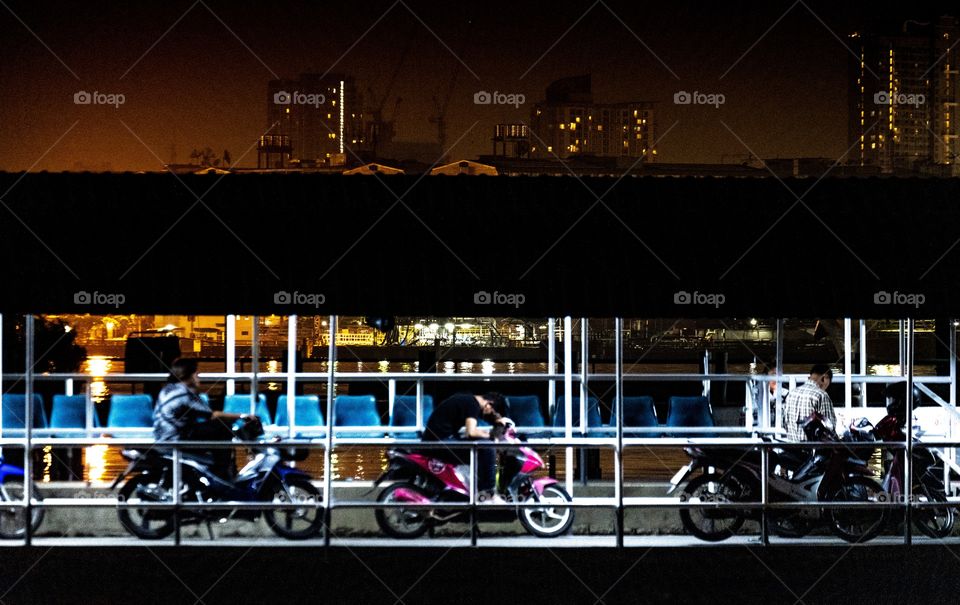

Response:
(117, 473), (176, 540)
(518, 484), (574, 538)
(0, 479), (45, 539)
(825, 476), (888, 543)
(678, 472), (748, 542)
(264, 477), (324, 540)
(374, 482), (431, 539)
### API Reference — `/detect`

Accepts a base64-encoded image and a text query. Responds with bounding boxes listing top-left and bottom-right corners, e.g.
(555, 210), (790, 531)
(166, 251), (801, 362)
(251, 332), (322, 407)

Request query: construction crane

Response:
(429, 21), (472, 162)
(366, 26), (415, 159)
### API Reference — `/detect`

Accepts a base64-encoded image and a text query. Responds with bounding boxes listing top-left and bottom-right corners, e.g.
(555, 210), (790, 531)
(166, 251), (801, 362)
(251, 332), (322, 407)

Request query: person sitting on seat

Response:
(153, 357), (256, 479)
(782, 364), (835, 441)
(422, 392), (510, 504)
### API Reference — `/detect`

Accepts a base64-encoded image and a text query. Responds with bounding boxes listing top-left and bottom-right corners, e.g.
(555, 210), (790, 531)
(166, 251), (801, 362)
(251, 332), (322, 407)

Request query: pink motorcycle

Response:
(373, 422), (574, 538)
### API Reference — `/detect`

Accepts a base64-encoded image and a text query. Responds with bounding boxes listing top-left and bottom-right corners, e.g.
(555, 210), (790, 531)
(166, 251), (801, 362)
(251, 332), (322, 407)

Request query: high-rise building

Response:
(529, 75), (656, 161)
(849, 17), (959, 175)
(266, 73), (365, 166)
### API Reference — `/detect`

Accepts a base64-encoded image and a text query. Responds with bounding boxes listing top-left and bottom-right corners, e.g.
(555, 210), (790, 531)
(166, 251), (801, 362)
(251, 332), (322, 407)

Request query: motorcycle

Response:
(0, 456), (44, 539)
(846, 413), (955, 538)
(111, 417), (323, 540)
(668, 413), (888, 543)
(373, 420), (574, 538)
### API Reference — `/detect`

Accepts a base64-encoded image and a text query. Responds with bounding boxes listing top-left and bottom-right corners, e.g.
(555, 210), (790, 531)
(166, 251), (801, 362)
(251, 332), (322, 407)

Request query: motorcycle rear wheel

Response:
(375, 482), (431, 539)
(913, 483), (954, 539)
(0, 479), (45, 539)
(117, 474), (176, 540)
(825, 476), (888, 543)
(678, 472), (748, 542)
(264, 477), (324, 540)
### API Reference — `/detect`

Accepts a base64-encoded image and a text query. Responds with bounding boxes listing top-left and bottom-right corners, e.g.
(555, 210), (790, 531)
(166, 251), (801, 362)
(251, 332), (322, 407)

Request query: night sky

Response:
(1, 0), (957, 171)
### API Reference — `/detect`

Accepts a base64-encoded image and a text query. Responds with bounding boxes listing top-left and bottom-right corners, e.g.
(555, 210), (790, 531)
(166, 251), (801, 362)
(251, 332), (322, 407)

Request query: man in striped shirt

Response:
(782, 364), (835, 441)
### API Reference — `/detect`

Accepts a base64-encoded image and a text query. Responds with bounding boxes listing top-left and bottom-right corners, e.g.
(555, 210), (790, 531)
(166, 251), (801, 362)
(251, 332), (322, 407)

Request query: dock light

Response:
(444, 323), (455, 332)
(414, 323), (424, 330)
(749, 318), (758, 327)
(429, 323), (439, 331)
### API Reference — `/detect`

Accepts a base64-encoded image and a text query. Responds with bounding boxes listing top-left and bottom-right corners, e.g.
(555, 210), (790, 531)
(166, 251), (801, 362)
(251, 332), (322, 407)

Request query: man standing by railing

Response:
(782, 364), (835, 441)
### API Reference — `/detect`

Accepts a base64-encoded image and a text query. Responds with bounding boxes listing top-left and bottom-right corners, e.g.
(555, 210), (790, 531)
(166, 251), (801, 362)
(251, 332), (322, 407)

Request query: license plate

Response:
(670, 463), (693, 485)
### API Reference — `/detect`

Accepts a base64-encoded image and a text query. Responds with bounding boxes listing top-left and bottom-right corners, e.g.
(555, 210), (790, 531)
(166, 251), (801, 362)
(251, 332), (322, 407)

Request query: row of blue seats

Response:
(1, 393), (714, 436)
(0, 393), (433, 436)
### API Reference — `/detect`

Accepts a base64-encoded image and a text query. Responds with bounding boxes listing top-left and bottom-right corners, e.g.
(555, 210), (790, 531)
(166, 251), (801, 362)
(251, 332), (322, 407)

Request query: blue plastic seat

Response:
(665, 396), (716, 438)
(274, 395), (325, 437)
(334, 395), (383, 438)
(553, 396), (603, 434)
(505, 395), (545, 428)
(1, 394), (47, 433)
(51, 394), (99, 431)
(223, 394), (272, 425)
(107, 394), (154, 428)
(608, 396), (659, 436)
(390, 395), (434, 438)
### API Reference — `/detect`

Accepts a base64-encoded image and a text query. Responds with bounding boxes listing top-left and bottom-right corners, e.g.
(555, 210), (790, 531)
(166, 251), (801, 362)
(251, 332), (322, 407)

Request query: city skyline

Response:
(1, 1), (959, 172)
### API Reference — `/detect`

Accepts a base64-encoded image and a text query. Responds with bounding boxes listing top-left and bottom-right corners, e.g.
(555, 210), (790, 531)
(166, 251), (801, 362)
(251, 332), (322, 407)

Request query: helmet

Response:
(883, 381), (920, 417)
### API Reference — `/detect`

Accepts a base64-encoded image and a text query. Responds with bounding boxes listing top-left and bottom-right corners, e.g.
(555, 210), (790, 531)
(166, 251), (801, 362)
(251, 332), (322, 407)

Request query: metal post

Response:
(251, 317), (260, 417)
(579, 318), (588, 486)
(775, 319), (784, 431)
(614, 318), (624, 547)
(24, 315), (34, 546)
(173, 445), (182, 545)
(470, 447), (478, 547)
(548, 318), (556, 419)
(323, 315), (336, 547)
(226, 314), (236, 397)
(702, 350), (711, 398)
(905, 318), (915, 545)
(844, 318), (852, 411)
(899, 320), (906, 374)
(388, 379), (396, 430)
(564, 316), (573, 493)
(859, 319), (868, 407)
(286, 315), (297, 439)
(949, 320), (957, 494)
(416, 380), (424, 432)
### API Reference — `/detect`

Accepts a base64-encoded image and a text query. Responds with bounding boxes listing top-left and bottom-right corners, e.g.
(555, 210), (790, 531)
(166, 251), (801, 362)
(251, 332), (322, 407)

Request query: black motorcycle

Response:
(669, 413), (888, 543)
(111, 418), (323, 540)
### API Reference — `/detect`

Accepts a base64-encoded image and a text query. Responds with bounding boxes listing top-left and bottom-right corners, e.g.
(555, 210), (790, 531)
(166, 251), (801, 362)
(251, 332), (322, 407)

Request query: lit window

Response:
(559, 123), (565, 130)
(547, 146), (552, 152)
(285, 108), (290, 114)
(570, 123), (576, 131)
(575, 116), (580, 123)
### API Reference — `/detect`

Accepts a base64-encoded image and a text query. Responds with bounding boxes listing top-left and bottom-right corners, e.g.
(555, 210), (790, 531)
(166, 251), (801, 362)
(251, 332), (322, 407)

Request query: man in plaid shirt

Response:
(782, 364), (835, 440)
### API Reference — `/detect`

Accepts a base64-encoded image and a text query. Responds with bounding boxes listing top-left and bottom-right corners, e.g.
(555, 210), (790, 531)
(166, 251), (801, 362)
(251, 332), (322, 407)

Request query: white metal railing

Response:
(0, 314), (957, 547)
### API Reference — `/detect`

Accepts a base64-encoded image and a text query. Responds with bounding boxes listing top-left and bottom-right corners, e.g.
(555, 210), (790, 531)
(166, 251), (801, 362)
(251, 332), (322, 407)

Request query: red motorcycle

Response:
(373, 421), (573, 538)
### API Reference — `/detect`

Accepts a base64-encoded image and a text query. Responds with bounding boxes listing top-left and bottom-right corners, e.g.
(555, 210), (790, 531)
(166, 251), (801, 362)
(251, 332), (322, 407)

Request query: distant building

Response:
(343, 163), (405, 175)
(849, 17), (960, 175)
(266, 73), (365, 166)
(529, 75), (656, 161)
